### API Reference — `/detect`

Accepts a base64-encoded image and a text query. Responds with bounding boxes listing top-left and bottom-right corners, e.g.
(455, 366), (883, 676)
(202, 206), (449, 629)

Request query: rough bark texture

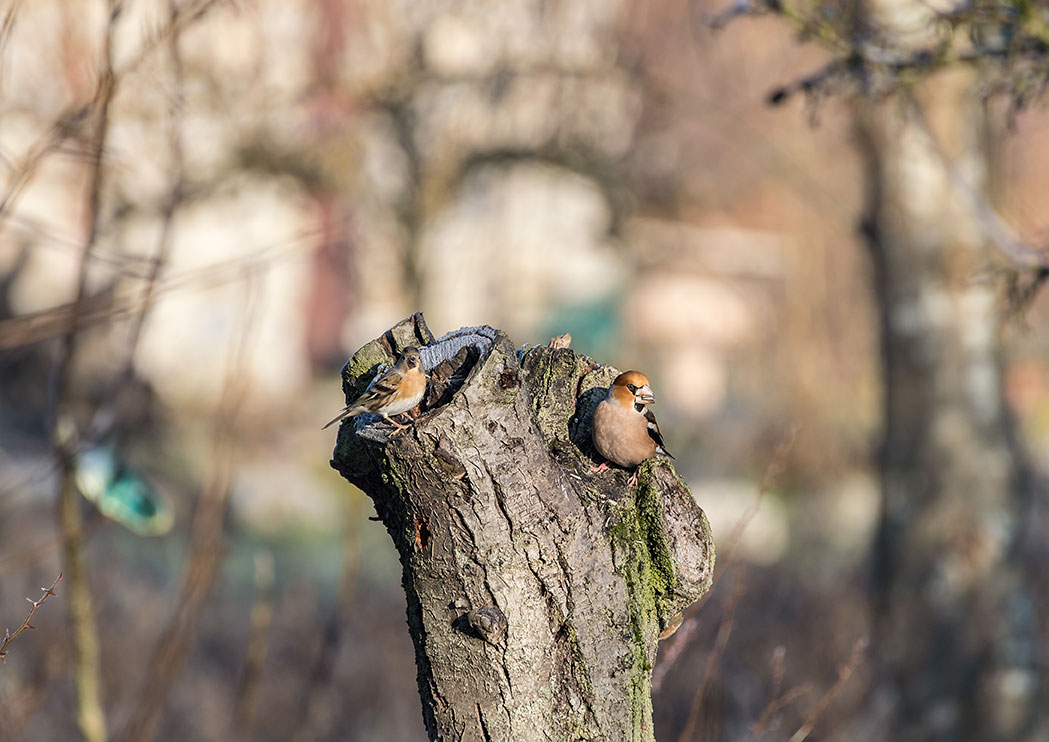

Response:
(330, 314), (714, 742)
(856, 45), (1040, 742)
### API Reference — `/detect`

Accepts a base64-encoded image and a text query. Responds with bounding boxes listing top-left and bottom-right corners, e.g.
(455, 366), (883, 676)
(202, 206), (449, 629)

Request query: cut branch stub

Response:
(330, 315), (714, 742)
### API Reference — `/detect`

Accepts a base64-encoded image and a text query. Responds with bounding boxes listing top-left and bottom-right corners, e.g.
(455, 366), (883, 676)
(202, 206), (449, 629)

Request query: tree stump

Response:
(329, 314), (715, 741)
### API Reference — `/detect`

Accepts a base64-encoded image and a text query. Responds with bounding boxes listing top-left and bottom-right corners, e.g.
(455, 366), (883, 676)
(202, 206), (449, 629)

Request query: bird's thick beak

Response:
(636, 385), (655, 404)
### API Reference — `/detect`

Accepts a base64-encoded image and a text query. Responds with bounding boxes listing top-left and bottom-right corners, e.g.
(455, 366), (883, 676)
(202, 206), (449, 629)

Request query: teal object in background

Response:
(74, 447), (174, 536)
(541, 297), (619, 359)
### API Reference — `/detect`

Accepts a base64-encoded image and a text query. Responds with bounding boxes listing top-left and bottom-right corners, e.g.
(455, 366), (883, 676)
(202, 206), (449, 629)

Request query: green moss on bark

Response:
(340, 340), (393, 400)
(635, 462), (679, 624)
(607, 494), (659, 741)
(605, 459), (710, 742)
(520, 346), (596, 442)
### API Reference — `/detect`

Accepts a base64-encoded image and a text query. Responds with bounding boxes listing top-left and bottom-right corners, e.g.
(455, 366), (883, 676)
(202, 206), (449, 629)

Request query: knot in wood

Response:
(466, 605), (508, 645)
(497, 368), (520, 390)
(433, 434), (467, 480)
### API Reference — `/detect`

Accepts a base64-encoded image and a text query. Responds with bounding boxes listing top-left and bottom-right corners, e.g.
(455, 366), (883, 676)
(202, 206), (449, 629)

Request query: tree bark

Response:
(329, 314), (714, 742)
(856, 51), (1041, 742)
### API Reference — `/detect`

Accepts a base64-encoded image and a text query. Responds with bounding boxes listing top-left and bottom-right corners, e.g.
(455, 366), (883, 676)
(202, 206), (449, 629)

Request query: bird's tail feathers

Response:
(321, 406), (366, 430)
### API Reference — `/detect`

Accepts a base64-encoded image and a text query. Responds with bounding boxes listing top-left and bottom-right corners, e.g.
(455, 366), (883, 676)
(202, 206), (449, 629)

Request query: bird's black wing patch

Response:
(368, 378), (399, 397)
(645, 408), (674, 459)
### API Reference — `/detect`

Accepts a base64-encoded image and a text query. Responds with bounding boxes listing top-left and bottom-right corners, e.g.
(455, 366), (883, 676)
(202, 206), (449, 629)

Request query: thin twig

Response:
(231, 549), (276, 742)
(787, 636), (869, 742)
(0, 0), (22, 82)
(0, 573), (62, 661)
(660, 426), (800, 734)
(0, 229), (320, 351)
(748, 646), (789, 739)
(114, 270), (261, 742)
(713, 0), (1049, 101)
(747, 647), (813, 742)
(749, 684), (813, 740)
(0, 0), (227, 240)
(703, 424), (799, 601)
(51, 3), (123, 740)
(122, 0), (188, 365)
(87, 0), (189, 446)
(905, 96), (1049, 269)
(111, 0), (228, 83)
(768, 645), (787, 706)
(677, 569), (746, 742)
(291, 495), (366, 741)
(0, 108), (88, 239)
(0, 641), (67, 739)
(652, 615), (700, 692)
(0, 690), (18, 740)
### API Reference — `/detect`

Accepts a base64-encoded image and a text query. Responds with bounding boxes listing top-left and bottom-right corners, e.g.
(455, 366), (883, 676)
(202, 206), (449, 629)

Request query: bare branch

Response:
(907, 97), (1049, 269)
(122, 0), (189, 362)
(88, 0), (190, 445)
(231, 550), (276, 742)
(290, 498), (366, 742)
(788, 636), (868, 742)
(0, 0), (229, 240)
(0, 229), (320, 351)
(51, 3), (123, 739)
(652, 616), (701, 692)
(0, 0), (23, 80)
(0, 573), (62, 662)
(706, 424), (799, 593)
(113, 271), (261, 742)
(715, 0), (1049, 110)
(677, 570), (746, 742)
(749, 685), (814, 740)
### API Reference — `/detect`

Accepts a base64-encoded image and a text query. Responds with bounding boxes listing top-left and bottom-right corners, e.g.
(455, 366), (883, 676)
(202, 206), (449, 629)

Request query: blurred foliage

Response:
(713, 0), (1049, 114)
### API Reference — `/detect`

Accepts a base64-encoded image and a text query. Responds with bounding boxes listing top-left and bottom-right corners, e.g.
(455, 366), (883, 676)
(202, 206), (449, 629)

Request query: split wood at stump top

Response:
(330, 314), (714, 742)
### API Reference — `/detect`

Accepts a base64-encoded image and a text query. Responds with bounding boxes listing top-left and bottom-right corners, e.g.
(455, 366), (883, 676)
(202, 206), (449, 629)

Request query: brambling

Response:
(590, 370), (673, 485)
(323, 346), (428, 431)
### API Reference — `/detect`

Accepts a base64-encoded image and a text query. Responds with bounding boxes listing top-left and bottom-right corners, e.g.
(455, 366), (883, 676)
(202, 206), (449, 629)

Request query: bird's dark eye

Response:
(627, 384), (637, 392)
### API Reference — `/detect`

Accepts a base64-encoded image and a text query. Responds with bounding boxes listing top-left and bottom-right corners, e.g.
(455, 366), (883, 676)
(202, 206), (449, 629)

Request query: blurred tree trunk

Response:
(329, 315), (714, 742)
(856, 6), (1040, 739)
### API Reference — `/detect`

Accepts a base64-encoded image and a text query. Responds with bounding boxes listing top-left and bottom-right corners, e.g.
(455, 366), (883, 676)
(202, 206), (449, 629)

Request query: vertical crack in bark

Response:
(491, 479), (516, 540)
(475, 702), (493, 742)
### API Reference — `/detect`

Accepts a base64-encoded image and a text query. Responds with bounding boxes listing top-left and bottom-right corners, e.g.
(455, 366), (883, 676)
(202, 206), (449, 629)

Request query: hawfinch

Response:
(323, 346), (427, 431)
(591, 371), (673, 484)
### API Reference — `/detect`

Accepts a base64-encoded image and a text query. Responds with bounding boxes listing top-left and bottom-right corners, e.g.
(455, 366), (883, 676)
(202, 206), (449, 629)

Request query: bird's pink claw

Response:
(385, 414), (411, 432)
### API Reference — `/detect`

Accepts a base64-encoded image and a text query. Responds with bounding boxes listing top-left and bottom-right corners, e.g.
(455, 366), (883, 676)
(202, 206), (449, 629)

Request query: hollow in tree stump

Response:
(329, 314), (715, 741)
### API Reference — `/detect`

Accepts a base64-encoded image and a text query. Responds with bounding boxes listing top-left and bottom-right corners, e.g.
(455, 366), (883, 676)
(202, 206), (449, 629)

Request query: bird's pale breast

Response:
(381, 369), (426, 415)
(592, 398), (657, 468)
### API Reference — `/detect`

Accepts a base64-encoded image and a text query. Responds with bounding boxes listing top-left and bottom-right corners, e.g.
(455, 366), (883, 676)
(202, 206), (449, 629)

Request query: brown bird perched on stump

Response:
(323, 346), (427, 431)
(590, 370), (673, 485)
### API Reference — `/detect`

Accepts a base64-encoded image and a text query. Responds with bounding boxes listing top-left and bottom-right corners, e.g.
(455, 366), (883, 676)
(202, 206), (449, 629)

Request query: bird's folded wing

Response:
(645, 408), (673, 459)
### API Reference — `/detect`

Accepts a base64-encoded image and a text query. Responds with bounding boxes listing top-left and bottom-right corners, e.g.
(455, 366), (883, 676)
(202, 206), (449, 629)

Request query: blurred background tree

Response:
(2, 0), (1049, 741)
(722, 0), (1049, 738)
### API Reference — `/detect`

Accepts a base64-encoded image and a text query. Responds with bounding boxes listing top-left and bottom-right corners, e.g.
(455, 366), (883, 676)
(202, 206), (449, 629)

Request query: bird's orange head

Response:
(610, 371), (655, 407)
